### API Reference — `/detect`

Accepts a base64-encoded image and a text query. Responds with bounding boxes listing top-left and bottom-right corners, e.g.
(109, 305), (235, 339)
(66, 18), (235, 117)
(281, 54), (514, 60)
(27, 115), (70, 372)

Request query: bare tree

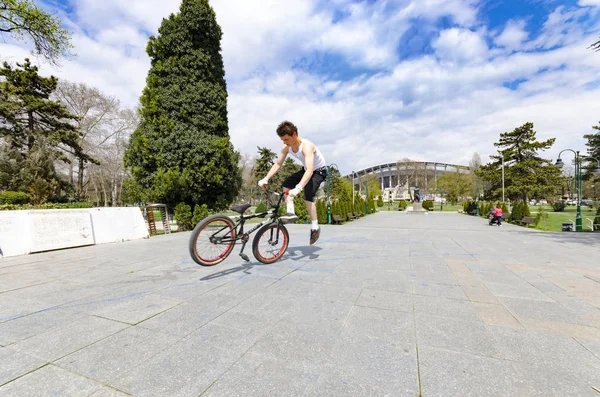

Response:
(85, 108), (138, 206)
(54, 81), (121, 196)
(236, 153), (257, 204)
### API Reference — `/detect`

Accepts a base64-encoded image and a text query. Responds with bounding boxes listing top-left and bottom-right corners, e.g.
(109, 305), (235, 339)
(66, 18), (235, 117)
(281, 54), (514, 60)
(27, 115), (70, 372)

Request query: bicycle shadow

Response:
(285, 245), (322, 261)
(200, 245), (322, 281)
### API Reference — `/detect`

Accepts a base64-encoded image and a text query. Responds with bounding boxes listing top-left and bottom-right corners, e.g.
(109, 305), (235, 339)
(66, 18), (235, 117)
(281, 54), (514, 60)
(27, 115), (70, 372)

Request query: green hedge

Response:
(0, 202), (93, 211)
(0, 191), (30, 204)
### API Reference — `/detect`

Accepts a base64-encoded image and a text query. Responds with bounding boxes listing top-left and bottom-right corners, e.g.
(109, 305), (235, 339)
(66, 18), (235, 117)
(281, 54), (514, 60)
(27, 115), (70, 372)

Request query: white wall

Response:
(0, 207), (149, 258)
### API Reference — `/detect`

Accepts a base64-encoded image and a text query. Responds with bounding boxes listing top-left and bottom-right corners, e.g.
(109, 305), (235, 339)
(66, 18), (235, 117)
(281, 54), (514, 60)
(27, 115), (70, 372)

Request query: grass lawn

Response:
(529, 210), (598, 232)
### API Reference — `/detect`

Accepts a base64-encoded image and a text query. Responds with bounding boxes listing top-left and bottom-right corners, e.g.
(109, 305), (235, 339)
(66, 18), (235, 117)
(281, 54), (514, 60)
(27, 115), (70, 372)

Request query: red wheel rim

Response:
(256, 225), (287, 262)
(194, 218), (235, 263)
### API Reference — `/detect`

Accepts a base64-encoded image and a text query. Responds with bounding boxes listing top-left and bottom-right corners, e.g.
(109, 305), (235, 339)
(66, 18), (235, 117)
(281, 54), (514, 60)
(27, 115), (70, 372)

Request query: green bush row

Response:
(0, 191), (30, 204)
(0, 202), (93, 211)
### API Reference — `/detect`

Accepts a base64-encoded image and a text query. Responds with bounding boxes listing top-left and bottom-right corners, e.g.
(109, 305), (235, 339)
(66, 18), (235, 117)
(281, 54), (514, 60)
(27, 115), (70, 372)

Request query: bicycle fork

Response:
(237, 219), (282, 263)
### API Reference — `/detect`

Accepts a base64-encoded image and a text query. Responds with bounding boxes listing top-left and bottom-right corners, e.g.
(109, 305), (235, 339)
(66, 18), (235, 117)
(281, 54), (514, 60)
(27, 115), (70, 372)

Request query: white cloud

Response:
(1, 0), (600, 175)
(432, 28), (489, 64)
(495, 20), (529, 50)
(578, 0), (600, 6)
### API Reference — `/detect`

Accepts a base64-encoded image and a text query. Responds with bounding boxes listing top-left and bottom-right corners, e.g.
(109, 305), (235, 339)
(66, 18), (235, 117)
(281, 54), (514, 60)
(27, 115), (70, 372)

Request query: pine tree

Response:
(0, 59), (92, 198)
(124, 0), (241, 210)
(477, 122), (561, 203)
(583, 122), (600, 181)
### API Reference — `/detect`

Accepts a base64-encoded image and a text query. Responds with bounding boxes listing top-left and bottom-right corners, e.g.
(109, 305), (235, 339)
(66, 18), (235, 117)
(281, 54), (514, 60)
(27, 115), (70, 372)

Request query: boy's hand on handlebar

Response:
(289, 184), (302, 197)
(258, 178), (269, 188)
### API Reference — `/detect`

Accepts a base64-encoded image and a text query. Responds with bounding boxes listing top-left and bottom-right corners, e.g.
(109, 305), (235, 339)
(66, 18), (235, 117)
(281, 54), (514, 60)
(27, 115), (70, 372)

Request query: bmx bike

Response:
(188, 188), (291, 266)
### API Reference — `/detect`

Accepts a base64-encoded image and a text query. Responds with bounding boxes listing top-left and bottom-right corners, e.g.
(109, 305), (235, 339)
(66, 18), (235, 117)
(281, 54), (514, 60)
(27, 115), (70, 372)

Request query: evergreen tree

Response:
(583, 122), (600, 181)
(316, 199), (327, 224)
(0, 59), (92, 197)
(124, 0), (241, 210)
(477, 122), (561, 202)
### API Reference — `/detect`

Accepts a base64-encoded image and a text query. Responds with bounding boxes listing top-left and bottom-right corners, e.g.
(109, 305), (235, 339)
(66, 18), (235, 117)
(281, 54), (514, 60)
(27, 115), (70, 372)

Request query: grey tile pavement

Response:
(1, 211), (600, 396)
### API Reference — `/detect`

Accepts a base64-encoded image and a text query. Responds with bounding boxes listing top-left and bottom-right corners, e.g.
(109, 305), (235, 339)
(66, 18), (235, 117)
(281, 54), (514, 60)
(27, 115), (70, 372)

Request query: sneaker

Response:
(310, 227), (321, 245)
(280, 213), (298, 224)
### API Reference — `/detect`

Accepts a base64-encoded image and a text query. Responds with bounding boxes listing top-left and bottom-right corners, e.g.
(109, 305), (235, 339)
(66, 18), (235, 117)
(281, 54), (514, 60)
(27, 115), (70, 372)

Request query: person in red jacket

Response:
(493, 205), (503, 226)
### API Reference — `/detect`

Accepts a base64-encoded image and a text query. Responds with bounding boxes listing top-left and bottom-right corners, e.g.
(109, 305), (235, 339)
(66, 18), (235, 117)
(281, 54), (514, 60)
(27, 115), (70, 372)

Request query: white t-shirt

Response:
(288, 141), (327, 170)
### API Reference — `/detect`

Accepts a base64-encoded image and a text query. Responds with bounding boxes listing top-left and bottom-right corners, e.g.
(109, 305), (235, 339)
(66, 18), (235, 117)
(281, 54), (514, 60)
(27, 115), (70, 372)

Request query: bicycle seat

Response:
(230, 204), (251, 214)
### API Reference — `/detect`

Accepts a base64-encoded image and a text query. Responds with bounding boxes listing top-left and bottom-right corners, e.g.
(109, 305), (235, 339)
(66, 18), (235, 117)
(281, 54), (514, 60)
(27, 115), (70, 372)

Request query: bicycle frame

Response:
(209, 188), (289, 261)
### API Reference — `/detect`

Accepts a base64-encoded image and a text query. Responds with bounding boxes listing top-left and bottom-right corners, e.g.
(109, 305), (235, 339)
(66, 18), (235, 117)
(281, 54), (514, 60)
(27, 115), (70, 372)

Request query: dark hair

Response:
(276, 121), (297, 137)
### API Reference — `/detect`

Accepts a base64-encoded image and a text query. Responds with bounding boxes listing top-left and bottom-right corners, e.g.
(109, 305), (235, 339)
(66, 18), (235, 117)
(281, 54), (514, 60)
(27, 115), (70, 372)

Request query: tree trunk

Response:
(99, 171), (108, 207)
(77, 157), (85, 196)
(111, 176), (118, 207)
(68, 158), (74, 186)
(27, 111), (35, 149)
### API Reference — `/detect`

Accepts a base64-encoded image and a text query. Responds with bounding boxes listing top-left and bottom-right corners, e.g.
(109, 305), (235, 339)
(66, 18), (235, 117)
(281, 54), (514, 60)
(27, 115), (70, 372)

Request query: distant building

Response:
(345, 160), (472, 202)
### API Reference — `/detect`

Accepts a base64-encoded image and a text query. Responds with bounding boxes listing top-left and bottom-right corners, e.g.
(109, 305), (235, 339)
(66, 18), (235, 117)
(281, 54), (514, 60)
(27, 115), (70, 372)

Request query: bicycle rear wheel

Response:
(252, 222), (289, 264)
(188, 214), (236, 266)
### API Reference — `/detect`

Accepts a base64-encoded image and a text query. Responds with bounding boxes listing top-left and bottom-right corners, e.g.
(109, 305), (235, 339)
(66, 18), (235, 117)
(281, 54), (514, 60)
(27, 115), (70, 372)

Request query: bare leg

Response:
(285, 192), (294, 209)
(305, 200), (317, 222)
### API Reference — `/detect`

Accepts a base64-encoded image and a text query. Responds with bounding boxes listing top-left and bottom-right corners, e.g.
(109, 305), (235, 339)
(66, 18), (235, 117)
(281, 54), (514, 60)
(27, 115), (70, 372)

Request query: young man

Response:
(258, 121), (328, 245)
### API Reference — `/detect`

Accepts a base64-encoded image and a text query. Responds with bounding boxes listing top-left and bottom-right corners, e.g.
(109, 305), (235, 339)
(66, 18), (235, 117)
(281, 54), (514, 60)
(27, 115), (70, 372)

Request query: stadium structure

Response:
(342, 160), (472, 202)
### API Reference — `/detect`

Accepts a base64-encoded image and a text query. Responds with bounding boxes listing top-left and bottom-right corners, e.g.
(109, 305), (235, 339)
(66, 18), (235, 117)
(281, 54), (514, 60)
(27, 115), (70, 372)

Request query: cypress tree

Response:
(125, 0), (241, 210)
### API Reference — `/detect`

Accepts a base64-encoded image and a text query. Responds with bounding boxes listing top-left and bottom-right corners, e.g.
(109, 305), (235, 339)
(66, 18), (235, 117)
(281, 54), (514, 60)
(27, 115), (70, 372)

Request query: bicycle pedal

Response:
(239, 253), (250, 262)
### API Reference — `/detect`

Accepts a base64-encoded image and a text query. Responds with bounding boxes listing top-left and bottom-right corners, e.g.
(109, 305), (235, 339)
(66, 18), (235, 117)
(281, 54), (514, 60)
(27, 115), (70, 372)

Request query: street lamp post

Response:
(501, 155), (505, 203)
(556, 150), (600, 232)
(326, 164), (339, 225)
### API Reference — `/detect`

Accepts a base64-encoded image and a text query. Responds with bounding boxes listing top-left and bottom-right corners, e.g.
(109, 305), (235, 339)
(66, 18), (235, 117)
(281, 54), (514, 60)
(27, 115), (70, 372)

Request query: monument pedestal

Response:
(407, 202), (427, 214)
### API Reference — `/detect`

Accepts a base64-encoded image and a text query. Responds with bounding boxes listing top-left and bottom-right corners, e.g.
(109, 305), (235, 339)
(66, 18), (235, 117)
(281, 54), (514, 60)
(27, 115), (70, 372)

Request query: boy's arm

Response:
(297, 141), (315, 188)
(260, 145), (288, 184)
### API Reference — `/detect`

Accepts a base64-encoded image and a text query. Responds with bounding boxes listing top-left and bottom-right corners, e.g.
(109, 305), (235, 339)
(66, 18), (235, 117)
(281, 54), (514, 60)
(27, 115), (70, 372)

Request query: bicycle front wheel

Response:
(252, 222), (289, 264)
(188, 214), (236, 266)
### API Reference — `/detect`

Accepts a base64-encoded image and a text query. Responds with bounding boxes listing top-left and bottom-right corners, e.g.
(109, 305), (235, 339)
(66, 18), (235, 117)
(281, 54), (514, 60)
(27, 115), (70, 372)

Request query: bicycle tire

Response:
(252, 222), (289, 264)
(188, 214), (236, 266)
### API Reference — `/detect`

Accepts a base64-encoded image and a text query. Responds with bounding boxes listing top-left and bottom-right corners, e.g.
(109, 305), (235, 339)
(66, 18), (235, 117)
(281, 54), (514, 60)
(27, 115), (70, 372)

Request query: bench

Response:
(347, 213), (355, 221)
(518, 216), (536, 227)
(332, 214), (343, 224)
(501, 213), (510, 220)
(353, 212), (361, 218)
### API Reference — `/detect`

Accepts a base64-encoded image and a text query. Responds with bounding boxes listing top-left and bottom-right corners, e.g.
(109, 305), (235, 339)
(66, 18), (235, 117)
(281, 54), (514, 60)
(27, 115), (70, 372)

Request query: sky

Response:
(1, 0), (600, 175)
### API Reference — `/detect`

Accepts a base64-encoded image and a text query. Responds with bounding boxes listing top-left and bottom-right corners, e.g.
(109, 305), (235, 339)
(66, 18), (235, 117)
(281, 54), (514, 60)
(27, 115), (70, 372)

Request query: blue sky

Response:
(1, 0), (600, 174)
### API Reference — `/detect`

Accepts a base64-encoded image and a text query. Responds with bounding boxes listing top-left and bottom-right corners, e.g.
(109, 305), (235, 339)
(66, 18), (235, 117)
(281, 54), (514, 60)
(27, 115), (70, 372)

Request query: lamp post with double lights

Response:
(555, 150), (600, 232)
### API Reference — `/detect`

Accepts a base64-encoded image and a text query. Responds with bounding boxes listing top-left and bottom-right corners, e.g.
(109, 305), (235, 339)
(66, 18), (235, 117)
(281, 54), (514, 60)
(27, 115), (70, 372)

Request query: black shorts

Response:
(282, 167), (327, 202)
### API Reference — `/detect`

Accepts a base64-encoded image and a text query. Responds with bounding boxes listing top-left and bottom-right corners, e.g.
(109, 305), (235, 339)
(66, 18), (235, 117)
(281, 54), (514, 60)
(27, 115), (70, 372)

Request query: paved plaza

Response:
(1, 211), (600, 396)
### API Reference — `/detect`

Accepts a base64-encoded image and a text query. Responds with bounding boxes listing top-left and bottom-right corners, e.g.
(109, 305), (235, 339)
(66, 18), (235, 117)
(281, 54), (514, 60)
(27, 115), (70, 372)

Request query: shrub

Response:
(552, 200), (566, 212)
(294, 195), (310, 223)
(316, 199), (327, 224)
(0, 191), (30, 204)
(174, 203), (193, 231)
(377, 195), (384, 207)
(594, 206), (600, 231)
(501, 202), (509, 214)
(510, 202), (524, 223)
(0, 202), (93, 210)
(192, 204), (209, 226)
(464, 201), (477, 215)
(522, 202), (531, 217)
(422, 199), (433, 211)
(368, 195), (376, 213)
(534, 205), (548, 229)
(399, 199), (407, 209)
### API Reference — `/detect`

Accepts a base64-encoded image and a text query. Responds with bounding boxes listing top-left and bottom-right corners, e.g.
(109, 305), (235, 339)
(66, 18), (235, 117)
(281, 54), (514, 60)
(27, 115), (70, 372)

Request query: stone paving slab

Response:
(1, 211), (600, 396)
